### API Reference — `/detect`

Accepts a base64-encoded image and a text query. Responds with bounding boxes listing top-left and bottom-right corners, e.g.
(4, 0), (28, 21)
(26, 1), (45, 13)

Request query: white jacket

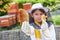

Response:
(21, 21), (56, 40)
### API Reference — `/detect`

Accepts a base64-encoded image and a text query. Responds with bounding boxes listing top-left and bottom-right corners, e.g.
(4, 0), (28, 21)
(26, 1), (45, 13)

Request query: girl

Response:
(21, 3), (56, 40)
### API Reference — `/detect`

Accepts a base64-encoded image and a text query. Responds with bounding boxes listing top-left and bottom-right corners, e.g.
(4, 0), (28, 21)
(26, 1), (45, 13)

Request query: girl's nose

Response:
(38, 15), (41, 17)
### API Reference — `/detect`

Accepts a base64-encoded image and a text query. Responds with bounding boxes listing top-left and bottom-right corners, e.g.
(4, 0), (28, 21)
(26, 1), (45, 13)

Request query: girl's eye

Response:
(40, 13), (43, 15)
(35, 13), (38, 15)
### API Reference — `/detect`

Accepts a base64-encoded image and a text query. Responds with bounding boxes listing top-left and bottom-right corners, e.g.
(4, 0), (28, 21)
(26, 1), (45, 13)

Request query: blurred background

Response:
(0, 0), (60, 30)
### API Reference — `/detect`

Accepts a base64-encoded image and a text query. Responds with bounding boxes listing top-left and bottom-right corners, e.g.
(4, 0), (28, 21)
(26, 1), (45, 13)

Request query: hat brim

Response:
(28, 7), (49, 13)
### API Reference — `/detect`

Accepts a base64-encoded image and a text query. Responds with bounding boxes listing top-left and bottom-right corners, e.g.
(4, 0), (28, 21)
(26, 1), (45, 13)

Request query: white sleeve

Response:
(41, 22), (52, 40)
(49, 24), (56, 40)
(21, 21), (31, 36)
(21, 21), (34, 36)
(21, 21), (36, 40)
(42, 29), (52, 40)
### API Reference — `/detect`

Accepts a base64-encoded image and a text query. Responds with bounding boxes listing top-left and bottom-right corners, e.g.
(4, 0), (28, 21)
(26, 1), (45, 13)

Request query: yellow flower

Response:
(0, 1), (3, 5)
(4, 0), (10, 2)
(3, 4), (9, 9)
(0, 9), (6, 12)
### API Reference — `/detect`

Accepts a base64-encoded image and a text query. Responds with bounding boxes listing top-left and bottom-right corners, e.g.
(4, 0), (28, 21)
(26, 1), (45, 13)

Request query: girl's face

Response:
(32, 9), (45, 23)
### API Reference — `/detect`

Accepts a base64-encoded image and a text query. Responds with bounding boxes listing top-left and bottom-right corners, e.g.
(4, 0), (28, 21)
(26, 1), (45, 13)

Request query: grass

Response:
(0, 23), (20, 31)
(52, 15), (60, 25)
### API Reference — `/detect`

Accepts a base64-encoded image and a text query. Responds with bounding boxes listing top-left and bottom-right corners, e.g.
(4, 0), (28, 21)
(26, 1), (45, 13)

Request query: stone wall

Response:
(0, 27), (60, 40)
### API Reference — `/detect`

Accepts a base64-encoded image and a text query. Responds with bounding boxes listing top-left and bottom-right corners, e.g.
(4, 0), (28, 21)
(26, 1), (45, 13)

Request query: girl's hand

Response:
(41, 15), (48, 30)
(41, 15), (47, 23)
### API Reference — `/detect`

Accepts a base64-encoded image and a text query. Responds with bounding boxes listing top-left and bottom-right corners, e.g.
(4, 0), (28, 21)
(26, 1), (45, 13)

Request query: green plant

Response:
(12, 0), (59, 11)
(0, 23), (20, 31)
(0, 0), (11, 16)
(52, 15), (60, 25)
(0, 11), (7, 16)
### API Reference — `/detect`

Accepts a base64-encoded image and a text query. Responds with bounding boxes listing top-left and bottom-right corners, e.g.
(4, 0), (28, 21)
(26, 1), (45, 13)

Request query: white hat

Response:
(29, 3), (49, 13)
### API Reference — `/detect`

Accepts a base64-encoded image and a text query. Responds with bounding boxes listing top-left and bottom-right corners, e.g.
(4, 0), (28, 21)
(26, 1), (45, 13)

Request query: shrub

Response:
(52, 15), (60, 25)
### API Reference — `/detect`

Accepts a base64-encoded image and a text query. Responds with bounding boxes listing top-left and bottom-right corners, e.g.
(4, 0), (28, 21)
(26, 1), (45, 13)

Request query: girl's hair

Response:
(31, 9), (46, 15)
(29, 9), (47, 23)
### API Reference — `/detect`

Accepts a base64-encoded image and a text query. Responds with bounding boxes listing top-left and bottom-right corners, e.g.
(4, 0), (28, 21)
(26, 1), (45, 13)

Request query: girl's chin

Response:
(37, 20), (42, 22)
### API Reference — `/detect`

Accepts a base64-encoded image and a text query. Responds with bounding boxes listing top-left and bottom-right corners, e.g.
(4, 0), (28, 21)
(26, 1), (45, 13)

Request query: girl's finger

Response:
(41, 15), (47, 23)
